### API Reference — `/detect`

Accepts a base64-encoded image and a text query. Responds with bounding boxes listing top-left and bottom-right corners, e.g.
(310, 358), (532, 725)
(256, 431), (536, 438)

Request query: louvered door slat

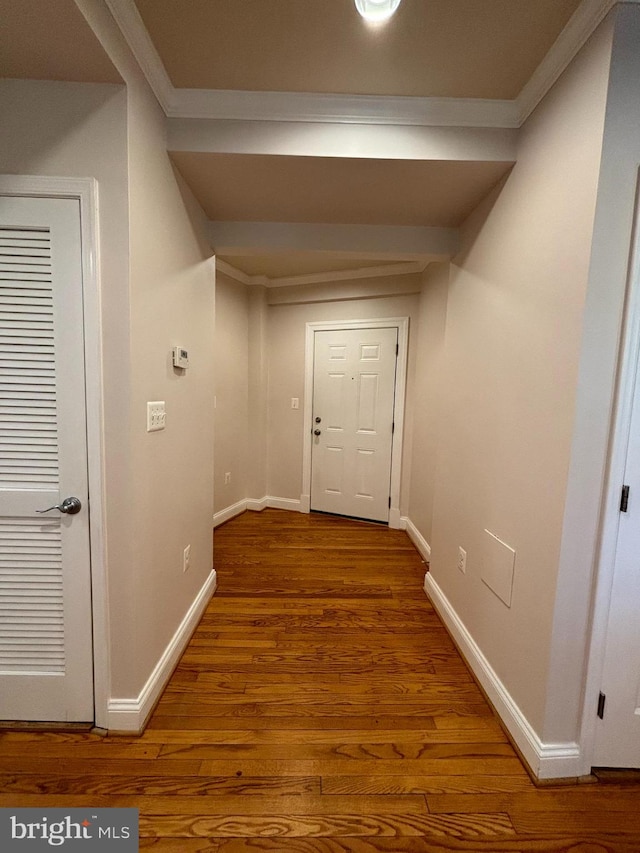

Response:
(0, 516), (64, 674)
(0, 223), (63, 676)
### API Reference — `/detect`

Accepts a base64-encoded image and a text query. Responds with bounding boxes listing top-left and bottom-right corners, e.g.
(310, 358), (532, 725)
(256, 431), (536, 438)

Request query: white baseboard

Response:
(246, 496), (268, 512)
(218, 496), (303, 516)
(404, 518), (431, 561)
(106, 569), (217, 732)
(266, 495), (302, 512)
(213, 499), (248, 528)
(424, 573), (581, 781)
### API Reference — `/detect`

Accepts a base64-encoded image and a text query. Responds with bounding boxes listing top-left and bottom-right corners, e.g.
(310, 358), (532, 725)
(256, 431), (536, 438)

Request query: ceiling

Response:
(1, 0), (588, 280)
(134, 0), (581, 100)
(0, 0), (121, 84)
(171, 153), (513, 228)
(139, 0), (580, 277)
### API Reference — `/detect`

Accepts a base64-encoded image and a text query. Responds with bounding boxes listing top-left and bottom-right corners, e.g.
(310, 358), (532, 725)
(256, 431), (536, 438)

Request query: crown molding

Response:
(104, 0), (174, 113)
(105, 0), (622, 130)
(216, 259), (263, 286)
(215, 257), (427, 289)
(516, 0), (617, 123)
(170, 89), (519, 128)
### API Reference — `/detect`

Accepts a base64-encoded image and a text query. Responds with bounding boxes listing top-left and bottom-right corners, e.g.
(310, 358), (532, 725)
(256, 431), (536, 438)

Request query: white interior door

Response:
(594, 344), (640, 767)
(310, 327), (398, 523)
(0, 195), (94, 722)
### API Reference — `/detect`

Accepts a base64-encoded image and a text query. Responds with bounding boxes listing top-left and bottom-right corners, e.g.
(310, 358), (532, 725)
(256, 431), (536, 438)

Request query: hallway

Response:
(1, 509), (640, 849)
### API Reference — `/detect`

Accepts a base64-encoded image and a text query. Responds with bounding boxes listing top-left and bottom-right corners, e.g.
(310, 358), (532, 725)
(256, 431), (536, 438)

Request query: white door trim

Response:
(578, 183), (640, 774)
(301, 317), (409, 529)
(0, 175), (109, 729)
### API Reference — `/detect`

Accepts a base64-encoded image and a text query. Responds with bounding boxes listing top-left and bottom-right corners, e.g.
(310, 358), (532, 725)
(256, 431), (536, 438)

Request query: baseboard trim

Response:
(213, 499), (247, 528)
(404, 518), (431, 561)
(106, 569), (217, 732)
(246, 497), (268, 512)
(424, 573), (581, 781)
(218, 496), (305, 515)
(266, 496), (302, 512)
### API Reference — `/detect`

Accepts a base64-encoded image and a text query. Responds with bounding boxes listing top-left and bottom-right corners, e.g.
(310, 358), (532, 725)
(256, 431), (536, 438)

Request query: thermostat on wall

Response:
(172, 346), (189, 369)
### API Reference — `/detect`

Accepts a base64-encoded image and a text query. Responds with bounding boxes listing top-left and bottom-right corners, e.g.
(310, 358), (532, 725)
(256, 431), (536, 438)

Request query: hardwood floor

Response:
(2, 508), (640, 851)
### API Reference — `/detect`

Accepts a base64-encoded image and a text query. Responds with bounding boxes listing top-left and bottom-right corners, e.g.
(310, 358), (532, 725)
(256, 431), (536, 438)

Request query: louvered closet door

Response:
(0, 195), (93, 721)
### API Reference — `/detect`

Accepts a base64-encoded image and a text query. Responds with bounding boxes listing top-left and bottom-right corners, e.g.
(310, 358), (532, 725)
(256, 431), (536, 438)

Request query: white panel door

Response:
(311, 327), (398, 522)
(594, 343), (640, 767)
(0, 195), (94, 721)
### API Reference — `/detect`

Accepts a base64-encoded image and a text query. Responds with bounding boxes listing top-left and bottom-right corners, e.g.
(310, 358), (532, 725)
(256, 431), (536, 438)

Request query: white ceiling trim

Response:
(103, 0), (621, 130)
(172, 89), (519, 128)
(216, 258), (427, 289)
(517, 0), (617, 123)
(104, 0), (174, 112)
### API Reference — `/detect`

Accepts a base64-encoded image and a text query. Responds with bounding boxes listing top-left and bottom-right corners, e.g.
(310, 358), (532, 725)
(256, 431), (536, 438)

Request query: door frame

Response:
(579, 183), (640, 773)
(301, 317), (409, 529)
(0, 174), (109, 728)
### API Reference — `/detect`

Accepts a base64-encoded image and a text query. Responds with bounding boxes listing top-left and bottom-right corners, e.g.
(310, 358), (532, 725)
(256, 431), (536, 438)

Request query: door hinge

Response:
(388, 496), (391, 509)
(392, 421), (395, 434)
(597, 691), (606, 719)
(396, 343), (399, 356)
(620, 485), (630, 513)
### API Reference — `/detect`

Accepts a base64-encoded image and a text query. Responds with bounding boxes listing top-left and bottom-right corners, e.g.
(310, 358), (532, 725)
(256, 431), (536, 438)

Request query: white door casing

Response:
(311, 327), (398, 523)
(0, 192), (95, 721)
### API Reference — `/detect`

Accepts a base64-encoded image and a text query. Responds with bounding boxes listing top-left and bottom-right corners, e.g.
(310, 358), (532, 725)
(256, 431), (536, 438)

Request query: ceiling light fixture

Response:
(354, 0), (402, 23)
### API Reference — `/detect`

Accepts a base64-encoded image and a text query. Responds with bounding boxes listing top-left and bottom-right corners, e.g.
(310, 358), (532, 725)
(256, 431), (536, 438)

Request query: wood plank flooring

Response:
(2, 508), (640, 851)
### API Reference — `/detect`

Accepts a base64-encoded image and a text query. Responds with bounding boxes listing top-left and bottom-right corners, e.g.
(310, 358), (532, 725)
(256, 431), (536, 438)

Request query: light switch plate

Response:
(147, 401), (166, 432)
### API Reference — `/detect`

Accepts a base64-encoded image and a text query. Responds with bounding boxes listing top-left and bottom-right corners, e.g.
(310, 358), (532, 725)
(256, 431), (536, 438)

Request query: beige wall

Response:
(84, 2), (216, 697)
(427, 20), (612, 736)
(408, 263), (449, 547)
(246, 287), (269, 500)
(214, 272), (250, 513)
(126, 88), (215, 696)
(265, 275), (422, 512)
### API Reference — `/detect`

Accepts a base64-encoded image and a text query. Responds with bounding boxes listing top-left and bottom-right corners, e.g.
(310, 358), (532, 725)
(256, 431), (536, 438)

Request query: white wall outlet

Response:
(457, 546), (467, 574)
(291, 397), (299, 409)
(183, 544), (191, 573)
(224, 472), (231, 484)
(147, 401), (166, 432)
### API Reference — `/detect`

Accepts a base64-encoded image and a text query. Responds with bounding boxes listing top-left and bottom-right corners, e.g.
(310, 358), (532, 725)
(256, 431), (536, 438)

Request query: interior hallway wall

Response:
(427, 16), (613, 739)
(407, 263), (450, 548)
(73, 0), (216, 701)
(214, 271), (250, 513)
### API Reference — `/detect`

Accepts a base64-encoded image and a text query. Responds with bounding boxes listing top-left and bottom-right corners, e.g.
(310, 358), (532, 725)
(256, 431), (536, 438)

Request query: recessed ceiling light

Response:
(354, 0), (402, 23)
